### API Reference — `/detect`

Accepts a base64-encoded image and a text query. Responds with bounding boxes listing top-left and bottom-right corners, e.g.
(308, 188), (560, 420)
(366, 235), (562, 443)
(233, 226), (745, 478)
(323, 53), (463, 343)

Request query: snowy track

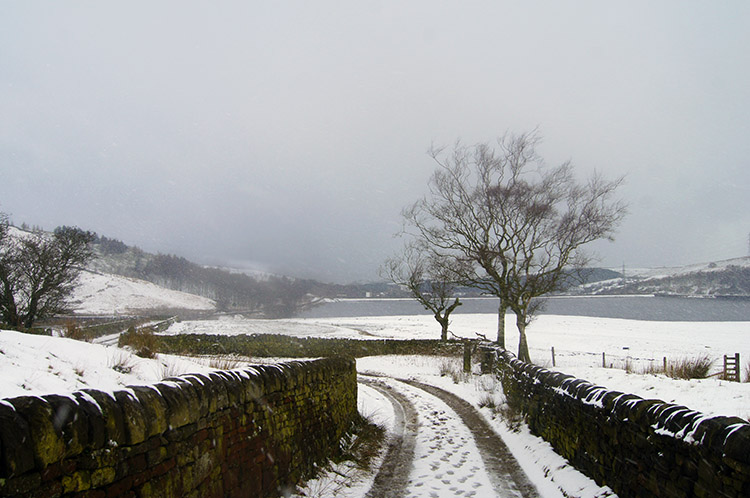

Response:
(360, 379), (418, 498)
(360, 375), (538, 498)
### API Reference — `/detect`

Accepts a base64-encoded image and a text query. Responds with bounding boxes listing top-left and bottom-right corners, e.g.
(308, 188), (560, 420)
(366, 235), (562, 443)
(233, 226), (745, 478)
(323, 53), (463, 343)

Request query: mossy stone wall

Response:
(0, 357), (357, 497)
(497, 350), (750, 498)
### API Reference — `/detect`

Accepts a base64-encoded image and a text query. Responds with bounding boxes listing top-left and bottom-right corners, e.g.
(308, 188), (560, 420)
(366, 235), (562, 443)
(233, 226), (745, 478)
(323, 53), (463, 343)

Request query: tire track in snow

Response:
(360, 378), (419, 498)
(401, 379), (539, 498)
(360, 375), (539, 498)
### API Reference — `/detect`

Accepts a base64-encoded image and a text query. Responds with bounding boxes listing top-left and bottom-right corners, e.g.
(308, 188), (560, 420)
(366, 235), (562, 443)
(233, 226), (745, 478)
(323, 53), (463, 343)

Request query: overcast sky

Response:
(1, 1), (749, 283)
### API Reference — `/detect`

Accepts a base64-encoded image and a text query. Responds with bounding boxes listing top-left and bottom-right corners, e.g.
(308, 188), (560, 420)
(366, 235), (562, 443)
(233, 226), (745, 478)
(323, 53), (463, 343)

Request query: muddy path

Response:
(359, 375), (539, 498)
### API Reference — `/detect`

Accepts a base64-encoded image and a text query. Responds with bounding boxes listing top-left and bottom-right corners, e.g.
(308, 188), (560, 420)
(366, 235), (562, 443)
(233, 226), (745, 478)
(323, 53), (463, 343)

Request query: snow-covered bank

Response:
(0, 330), (220, 399)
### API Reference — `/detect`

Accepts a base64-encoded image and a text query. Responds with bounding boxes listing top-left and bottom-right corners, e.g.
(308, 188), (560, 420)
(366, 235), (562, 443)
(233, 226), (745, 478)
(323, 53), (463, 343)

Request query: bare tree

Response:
(404, 131), (626, 359)
(493, 168), (627, 361)
(0, 217), (95, 329)
(381, 243), (462, 341)
(403, 133), (538, 347)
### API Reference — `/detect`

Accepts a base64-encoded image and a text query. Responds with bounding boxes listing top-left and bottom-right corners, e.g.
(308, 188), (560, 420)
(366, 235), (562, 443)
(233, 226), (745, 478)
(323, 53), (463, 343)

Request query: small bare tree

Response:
(404, 131), (626, 360)
(0, 217), (95, 329)
(381, 243), (462, 341)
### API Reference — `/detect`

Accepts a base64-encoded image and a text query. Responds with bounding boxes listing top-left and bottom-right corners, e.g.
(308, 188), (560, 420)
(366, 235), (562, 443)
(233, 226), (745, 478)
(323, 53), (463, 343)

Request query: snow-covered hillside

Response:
(582, 256), (750, 296)
(620, 256), (750, 279)
(69, 270), (216, 315)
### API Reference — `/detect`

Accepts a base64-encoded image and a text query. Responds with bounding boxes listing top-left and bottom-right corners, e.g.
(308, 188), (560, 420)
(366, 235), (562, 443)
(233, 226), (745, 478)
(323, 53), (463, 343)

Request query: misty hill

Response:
(70, 269), (216, 315)
(579, 257), (750, 297)
(87, 236), (333, 317)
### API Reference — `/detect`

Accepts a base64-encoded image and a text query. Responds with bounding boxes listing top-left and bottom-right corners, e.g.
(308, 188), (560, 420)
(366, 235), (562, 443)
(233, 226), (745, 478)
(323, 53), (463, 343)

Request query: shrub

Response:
(337, 413), (386, 471)
(119, 326), (159, 358)
(477, 392), (498, 411)
(499, 401), (524, 432)
(666, 354), (714, 380)
(60, 320), (93, 342)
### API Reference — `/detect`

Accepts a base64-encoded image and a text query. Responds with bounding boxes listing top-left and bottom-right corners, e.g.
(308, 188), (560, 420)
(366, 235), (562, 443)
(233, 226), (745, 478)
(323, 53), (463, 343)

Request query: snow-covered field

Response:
(165, 313), (750, 420)
(2, 312), (748, 497)
(3, 312), (748, 420)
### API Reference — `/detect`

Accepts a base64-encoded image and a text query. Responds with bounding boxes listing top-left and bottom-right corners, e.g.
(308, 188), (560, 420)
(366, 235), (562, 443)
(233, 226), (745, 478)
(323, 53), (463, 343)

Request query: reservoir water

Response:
(298, 295), (750, 322)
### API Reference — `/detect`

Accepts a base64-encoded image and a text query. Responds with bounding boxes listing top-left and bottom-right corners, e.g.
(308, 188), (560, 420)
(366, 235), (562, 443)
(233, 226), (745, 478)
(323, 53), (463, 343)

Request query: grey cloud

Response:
(2, 1), (749, 282)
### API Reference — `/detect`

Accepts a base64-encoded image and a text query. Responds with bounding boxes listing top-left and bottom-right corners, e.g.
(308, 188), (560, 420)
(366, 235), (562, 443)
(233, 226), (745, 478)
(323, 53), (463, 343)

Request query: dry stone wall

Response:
(0, 357), (357, 497)
(496, 350), (750, 498)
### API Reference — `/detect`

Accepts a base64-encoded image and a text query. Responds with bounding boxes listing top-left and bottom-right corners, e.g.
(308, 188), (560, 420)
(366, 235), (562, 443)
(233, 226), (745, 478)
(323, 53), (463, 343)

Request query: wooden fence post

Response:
(480, 347), (495, 374)
(463, 342), (472, 373)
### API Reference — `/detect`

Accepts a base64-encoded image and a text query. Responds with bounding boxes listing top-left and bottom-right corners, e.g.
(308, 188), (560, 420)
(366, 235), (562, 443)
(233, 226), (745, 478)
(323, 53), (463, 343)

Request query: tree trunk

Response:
(496, 302), (506, 348)
(516, 314), (531, 363)
(440, 318), (449, 342)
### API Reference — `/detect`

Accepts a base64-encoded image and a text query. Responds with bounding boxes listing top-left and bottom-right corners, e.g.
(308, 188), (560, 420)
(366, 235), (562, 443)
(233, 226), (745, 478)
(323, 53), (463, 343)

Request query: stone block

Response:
(43, 394), (89, 457)
(720, 422), (750, 465)
(129, 386), (169, 437)
(215, 371), (245, 407)
(0, 471), (42, 495)
(72, 391), (109, 450)
(0, 400), (35, 477)
(61, 469), (91, 493)
(112, 391), (148, 445)
(91, 467), (117, 488)
(179, 373), (214, 417)
(153, 382), (193, 430)
(80, 389), (127, 445)
(205, 372), (231, 411)
(8, 396), (66, 468)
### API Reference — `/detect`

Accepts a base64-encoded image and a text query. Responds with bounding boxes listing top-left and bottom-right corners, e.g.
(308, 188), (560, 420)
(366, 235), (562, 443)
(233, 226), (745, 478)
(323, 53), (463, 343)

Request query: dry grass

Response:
(73, 363), (86, 377)
(621, 354), (715, 380)
(477, 392), (498, 411)
(207, 355), (247, 370)
(108, 350), (136, 374)
(437, 358), (471, 384)
(60, 320), (93, 342)
(667, 355), (714, 380)
(158, 358), (190, 379)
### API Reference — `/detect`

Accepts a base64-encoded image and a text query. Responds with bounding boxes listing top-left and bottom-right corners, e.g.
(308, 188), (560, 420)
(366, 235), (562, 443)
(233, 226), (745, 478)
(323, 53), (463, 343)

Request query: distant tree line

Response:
(136, 253), (321, 318)
(93, 234), (128, 255)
